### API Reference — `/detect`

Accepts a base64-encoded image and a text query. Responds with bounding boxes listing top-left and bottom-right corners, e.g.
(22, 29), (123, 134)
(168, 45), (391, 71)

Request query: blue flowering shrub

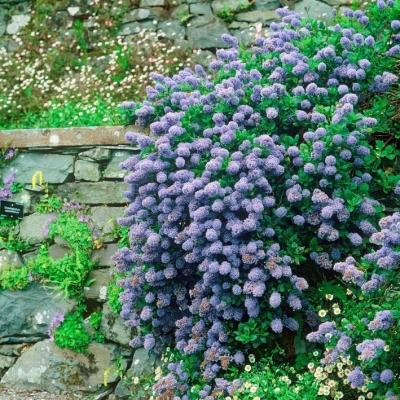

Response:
(114, 1), (400, 398)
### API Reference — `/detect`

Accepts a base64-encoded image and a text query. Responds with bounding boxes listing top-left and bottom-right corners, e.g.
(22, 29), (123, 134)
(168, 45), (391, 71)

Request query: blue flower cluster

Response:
(114, 1), (400, 398)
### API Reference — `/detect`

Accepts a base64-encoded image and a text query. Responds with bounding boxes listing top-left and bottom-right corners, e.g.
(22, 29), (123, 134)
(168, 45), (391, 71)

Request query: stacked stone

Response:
(0, 130), (155, 398)
(0, 0), (349, 54)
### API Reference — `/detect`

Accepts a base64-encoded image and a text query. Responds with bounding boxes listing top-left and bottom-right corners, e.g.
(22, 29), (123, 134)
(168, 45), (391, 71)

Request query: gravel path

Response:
(0, 388), (84, 400)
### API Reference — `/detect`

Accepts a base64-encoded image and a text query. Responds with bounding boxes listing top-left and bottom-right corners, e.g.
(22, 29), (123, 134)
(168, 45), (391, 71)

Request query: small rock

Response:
(19, 213), (56, 244)
(236, 9), (276, 23)
(120, 20), (158, 36)
(190, 3), (212, 15)
(92, 243), (119, 267)
(232, 27), (257, 46)
(3, 153), (74, 184)
(140, 0), (165, 6)
(84, 269), (112, 302)
(0, 283), (75, 344)
(1, 340), (128, 394)
(0, 250), (22, 272)
(189, 14), (214, 28)
(101, 303), (132, 346)
(158, 20), (186, 41)
(89, 206), (125, 241)
(103, 151), (132, 179)
(122, 7), (164, 22)
(79, 147), (111, 161)
(254, 0), (280, 9)
(74, 160), (101, 182)
(187, 17), (230, 49)
(171, 3), (189, 19)
(211, 0), (251, 14)
(190, 49), (214, 67)
(6, 14), (30, 35)
(67, 7), (80, 16)
(295, 0), (334, 18)
(56, 182), (128, 205)
(123, 8), (151, 22)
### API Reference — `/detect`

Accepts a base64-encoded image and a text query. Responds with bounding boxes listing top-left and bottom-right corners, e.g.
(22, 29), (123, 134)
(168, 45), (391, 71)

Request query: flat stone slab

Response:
(0, 283), (75, 344)
(0, 126), (147, 148)
(3, 153), (74, 184)
(1, 340), (128, 394)
(56, 182), (128, 205)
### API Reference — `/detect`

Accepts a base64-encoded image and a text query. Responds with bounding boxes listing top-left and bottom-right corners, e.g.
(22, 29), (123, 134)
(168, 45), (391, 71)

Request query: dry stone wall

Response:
(0, 0), (347, 54)
(0, 128), (158, 399)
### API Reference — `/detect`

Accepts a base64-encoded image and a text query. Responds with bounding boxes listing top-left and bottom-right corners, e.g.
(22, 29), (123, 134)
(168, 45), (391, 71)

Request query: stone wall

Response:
(0, 128), (156, 399)
(0, 0), (344, 54)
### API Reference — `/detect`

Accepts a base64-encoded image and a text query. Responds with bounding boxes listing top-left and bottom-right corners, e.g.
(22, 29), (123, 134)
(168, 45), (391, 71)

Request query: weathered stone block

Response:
(120, 20), (158, 35)
(140, 0), (165, 6)
(84, 268), (112, 302)
(1, 340), (128, 394)
(103, 151), (132, 179)
(187, 17), (230, 49)
(92, 243), (119, 267)
(122, 7), (164, 22)
(211, 0), (251, 14)
(295, 0), (334, 18)
(6, 14), (30, 35)
(0, 283), (75, 344)
(158, 20), (186, 41)
(56, 182), (128, 205)
(101, 303), (132, 347)
(190, 2), (212, 15)
(74, 159), (101, 182)
(235, 9), (276, 22)
(78, 147), (111, 161)
(3, 153), (74, 184)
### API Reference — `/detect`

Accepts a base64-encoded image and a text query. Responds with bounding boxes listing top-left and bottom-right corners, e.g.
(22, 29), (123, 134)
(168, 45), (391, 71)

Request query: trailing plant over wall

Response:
(114, 1), (400, 398)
